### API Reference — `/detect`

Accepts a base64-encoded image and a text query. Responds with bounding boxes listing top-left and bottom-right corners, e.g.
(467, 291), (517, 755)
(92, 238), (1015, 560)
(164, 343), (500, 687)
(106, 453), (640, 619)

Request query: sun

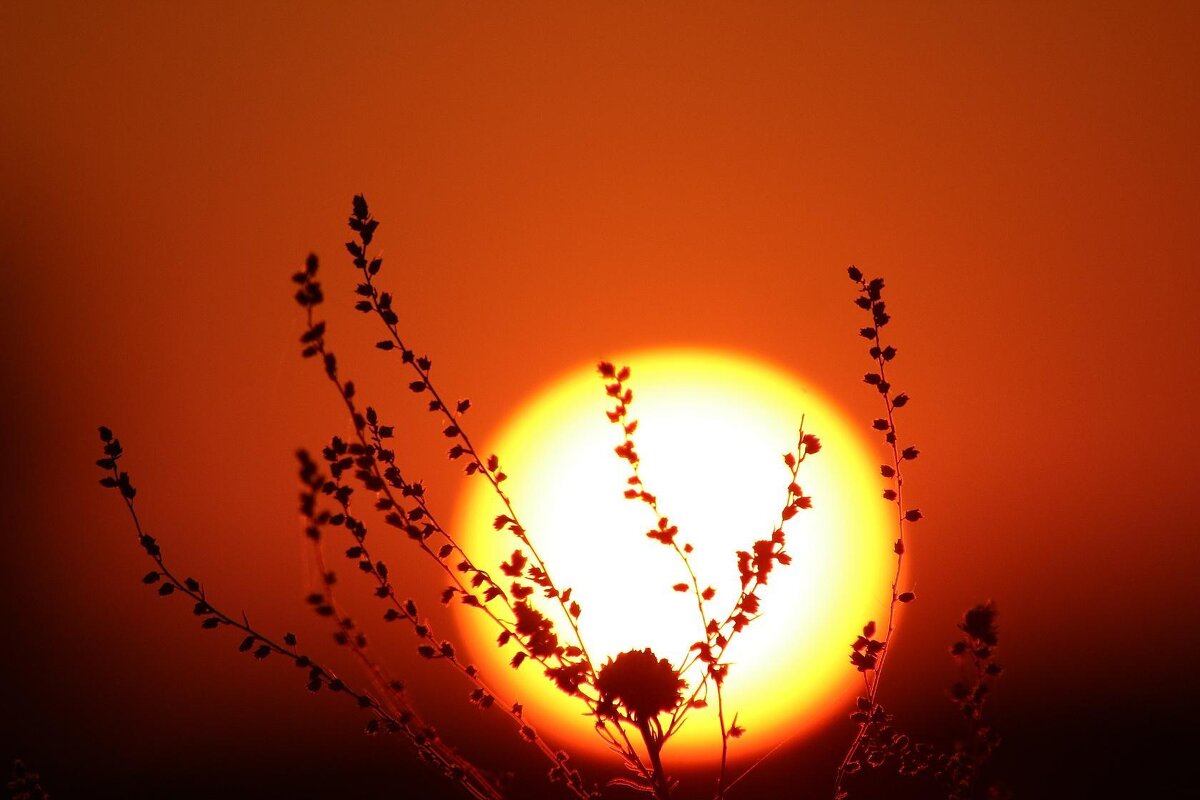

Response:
(452, 348), (893, 765)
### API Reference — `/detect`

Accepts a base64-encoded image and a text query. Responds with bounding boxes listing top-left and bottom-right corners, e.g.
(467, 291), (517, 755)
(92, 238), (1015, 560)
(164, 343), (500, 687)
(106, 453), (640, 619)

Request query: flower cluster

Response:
(595, 648), (686, 721)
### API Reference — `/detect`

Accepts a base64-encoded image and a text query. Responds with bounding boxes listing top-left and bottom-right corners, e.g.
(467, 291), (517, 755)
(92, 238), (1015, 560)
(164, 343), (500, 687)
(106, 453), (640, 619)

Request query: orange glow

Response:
(453, 348), (892, 764)
(8, 3), (1197, 793)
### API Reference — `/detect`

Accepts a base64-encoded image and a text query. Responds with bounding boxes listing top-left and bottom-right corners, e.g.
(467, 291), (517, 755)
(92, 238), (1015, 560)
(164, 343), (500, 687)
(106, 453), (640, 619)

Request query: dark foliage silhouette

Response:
(7, 760), (49, 800)
(96, 197), (1002, 799)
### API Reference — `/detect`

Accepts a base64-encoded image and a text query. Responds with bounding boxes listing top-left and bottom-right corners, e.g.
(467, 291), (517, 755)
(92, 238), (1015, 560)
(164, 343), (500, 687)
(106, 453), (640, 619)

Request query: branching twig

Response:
(597, 362), (822, 799)
(332, 198), (648, 779)
(298, 446), (594, 798)
(835, 267), (922, 797)
(94, 427), (501, 800)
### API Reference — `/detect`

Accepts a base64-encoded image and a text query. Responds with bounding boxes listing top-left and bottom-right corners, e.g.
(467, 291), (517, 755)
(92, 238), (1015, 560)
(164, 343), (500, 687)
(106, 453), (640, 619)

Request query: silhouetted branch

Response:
(95, 427), (502, 800)
(329, 198), (650, 784)
(298, 445), (595, 797)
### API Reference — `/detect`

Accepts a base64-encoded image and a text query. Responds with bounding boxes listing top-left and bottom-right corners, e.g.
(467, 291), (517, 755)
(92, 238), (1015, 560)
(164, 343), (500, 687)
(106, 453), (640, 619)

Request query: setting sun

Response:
(454, 348), (893, 764)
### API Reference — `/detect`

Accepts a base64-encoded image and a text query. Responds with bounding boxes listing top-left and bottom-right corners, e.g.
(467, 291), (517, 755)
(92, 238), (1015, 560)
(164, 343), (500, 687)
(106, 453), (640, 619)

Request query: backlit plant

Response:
(96, 197), (1002, 799)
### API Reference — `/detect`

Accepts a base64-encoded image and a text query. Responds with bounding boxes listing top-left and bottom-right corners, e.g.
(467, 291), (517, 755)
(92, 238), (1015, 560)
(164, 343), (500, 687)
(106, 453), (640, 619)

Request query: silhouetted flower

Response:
(960, 602), (998, 646)
(595, 648), (685, 719)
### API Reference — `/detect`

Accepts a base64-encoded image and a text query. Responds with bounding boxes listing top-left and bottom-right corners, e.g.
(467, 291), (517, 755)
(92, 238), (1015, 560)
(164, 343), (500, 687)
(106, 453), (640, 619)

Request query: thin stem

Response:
(98, 441), (500, 800)
(301, 448), (593, 798)
(364, 267), (598, 682)
(339, 204), (647, 771)
(834, 271), (915, 798)
(635, 717), (673, 800)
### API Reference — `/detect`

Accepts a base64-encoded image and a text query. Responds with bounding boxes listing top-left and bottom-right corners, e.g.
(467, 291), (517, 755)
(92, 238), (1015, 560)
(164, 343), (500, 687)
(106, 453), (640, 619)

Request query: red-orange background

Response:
(2, 2), (1197, 797)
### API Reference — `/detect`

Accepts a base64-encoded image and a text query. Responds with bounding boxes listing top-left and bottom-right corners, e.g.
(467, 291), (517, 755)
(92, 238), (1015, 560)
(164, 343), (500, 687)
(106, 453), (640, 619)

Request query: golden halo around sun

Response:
(452, 348), (892, 765)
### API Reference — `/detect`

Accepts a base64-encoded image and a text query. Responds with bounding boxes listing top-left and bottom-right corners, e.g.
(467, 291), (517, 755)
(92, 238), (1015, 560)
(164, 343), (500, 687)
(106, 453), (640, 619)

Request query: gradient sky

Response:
(2, 2), (1197, 797)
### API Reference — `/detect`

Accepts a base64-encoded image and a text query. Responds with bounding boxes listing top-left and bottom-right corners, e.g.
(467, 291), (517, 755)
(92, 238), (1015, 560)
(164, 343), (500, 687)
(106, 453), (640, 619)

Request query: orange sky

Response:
(2, 2), (1197, 796)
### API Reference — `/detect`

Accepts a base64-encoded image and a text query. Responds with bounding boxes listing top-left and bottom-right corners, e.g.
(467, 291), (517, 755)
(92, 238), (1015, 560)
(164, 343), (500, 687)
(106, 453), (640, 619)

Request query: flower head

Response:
(595, 648), (685, 720)
(959, 602), (998, 647)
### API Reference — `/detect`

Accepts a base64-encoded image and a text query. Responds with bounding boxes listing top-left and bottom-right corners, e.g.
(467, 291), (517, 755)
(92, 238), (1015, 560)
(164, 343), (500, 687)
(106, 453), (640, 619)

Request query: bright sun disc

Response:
(453, 348), (892, 765)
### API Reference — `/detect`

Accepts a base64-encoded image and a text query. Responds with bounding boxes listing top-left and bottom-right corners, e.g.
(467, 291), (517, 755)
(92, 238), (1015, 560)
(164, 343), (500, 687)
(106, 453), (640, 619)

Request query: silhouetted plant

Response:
(7, 760), (49, 800)
(834, 267), (1003, 800)
(597, 359), (819, 797)
(96, 198), (1002, 799)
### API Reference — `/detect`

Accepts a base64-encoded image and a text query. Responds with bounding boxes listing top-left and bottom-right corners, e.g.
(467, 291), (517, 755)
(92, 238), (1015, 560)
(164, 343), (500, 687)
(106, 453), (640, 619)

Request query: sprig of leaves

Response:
(95, 427), (503, 800)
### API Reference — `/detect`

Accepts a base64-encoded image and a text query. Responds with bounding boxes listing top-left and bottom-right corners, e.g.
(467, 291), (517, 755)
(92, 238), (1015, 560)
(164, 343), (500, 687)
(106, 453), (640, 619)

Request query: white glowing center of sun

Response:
(453, 348), (891, 764)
